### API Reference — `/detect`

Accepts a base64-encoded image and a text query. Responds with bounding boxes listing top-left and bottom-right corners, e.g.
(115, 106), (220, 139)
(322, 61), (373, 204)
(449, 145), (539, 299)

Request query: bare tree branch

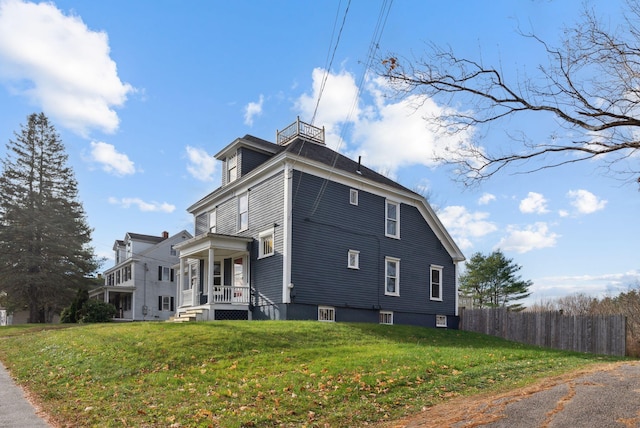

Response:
(377, 2), (640, 187)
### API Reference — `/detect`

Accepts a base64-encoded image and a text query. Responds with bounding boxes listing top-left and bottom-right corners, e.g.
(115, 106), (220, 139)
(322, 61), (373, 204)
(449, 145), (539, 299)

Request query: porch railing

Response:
(212, 285), (250, 304)
(276, 117), (325, 146)
(182, 286), (250, 305)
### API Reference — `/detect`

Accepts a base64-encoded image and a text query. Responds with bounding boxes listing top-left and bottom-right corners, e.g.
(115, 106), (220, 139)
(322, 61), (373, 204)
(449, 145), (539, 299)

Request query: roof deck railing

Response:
(276, 117), (325, 146)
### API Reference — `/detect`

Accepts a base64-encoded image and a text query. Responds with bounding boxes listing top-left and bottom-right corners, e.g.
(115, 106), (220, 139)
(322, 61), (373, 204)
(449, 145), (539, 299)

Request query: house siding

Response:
(288, 171), (457, 325)
(239, 147), (271, 177)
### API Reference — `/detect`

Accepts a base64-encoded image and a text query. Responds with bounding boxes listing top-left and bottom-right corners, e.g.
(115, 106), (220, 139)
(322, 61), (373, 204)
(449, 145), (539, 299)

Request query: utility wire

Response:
(308, 0), (394, 217)
(311, 0), (352, 126)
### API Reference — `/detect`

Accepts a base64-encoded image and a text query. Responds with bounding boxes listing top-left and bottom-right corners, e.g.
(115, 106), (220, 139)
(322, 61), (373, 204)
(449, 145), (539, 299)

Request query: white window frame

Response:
(258, 228), (275, 259)
(238, 192), (248, 232)
(227, 152), (237, 183)
(160, 266), (173, 282)
(350, 189), (359, 206)
(430, 265), (443, 302)
(209, 209), (217, 233)
(379, 311), (393, 325)
(385, 200), (400, 239)
(436, 315), (447, 328)
(385, 257), (400, 296)
(347, 250), (360, 269)
(318, 306), (335, 322)
(161, 296), (171, 311)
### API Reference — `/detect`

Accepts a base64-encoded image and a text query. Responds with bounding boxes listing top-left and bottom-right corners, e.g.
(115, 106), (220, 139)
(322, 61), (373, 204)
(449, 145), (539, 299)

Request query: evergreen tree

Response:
(459, 250), (532, 311)
(0, 113), (99, 323)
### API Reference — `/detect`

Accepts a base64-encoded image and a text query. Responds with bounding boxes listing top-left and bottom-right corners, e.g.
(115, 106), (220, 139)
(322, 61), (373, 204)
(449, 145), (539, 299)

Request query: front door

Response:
(233, 257), (245, 302)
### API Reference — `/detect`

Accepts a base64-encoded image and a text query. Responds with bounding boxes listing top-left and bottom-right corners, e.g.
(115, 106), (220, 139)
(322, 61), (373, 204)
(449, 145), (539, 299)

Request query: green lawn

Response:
(0, 321), (623, 427)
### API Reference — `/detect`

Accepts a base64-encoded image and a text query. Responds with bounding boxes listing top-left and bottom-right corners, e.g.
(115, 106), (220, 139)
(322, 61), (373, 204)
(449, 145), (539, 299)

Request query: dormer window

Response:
(227, 152), (237, 183)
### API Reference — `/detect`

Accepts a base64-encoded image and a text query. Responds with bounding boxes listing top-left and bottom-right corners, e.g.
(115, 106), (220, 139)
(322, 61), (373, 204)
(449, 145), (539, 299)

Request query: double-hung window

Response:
(159, 296), (174, 312)
(209, 209), (217, 233)
(238, 192), (248, 231)
(227, 152), (237, 183)
(159, 266), (174, 282)
(385, 257), (400, 296)
(385, 200), (400, 238)
(350, 189), (359, 206)
(430, 265), (443, 301)
(347, 250), (359, 269)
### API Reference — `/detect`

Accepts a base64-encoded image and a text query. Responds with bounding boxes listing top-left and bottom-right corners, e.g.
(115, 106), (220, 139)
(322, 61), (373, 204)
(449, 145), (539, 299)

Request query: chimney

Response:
(162, 231), (169, 239)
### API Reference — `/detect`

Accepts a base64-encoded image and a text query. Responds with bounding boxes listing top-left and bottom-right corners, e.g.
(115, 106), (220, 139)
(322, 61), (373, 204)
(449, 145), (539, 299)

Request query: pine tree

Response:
(0, 113), (99, 323)
(459, 250), (532, 311)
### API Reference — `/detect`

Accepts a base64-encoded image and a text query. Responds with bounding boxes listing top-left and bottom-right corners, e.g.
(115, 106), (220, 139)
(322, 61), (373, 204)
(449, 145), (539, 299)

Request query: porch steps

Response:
(169, 309), (205, 323)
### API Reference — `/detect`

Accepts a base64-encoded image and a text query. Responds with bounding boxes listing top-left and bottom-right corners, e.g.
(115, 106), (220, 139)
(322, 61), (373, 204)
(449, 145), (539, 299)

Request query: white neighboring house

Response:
(90, 230), (192, 321)
(0, 308), (10, 326)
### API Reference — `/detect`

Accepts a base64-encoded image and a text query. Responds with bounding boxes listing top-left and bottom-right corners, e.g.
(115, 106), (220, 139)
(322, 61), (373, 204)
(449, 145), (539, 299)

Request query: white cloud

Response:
(293, 69), (477, 175)
(244, 94), (264, 126)
(438, 205), (498, 250)
(108, 197), (175, 213)
(531, 270), (640, 302)
(0, 0), (134, 135)
(478, 193), (496, 205)
(496, 222), (559, 253)
(519, 192), (549, 214)
(566, 189), (607, 214)
(294, 68), (361, 150)
(185, 146), (216, 182)
(89, 141), (135, 176)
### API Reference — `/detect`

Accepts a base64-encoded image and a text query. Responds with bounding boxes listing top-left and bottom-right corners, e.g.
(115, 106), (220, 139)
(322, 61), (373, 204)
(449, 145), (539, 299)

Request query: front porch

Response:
(173, 232), (253, 321)
(90, 286), (135, 321)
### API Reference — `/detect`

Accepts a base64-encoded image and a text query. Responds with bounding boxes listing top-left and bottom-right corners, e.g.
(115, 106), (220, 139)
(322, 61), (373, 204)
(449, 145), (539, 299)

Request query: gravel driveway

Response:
(383, 361), (640, 428)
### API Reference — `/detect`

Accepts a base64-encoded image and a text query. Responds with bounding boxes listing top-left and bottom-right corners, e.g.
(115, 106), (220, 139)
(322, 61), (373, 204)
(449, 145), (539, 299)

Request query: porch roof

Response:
(173, 232), (252, 259)
(89, 285), (136, 297)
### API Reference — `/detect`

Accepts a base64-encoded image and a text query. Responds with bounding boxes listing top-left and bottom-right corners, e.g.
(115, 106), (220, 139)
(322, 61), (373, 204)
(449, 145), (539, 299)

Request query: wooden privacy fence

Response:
(460, 308), (627, 357)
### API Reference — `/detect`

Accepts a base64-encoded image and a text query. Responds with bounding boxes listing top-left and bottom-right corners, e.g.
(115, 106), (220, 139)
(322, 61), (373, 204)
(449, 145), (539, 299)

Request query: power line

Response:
(311, 0), (352, 126)
(308, 0), (394, 217)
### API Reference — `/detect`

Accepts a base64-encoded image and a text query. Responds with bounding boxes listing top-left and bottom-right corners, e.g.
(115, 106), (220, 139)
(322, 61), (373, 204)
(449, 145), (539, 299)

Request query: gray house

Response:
(90, 230), (192, 321)
(174, 119), (465, 327)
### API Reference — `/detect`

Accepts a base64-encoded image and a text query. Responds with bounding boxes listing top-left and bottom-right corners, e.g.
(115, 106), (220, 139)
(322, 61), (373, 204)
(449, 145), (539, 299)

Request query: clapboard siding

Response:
(289, 171), (456, 319)
(239, 147), (271, 177)
(247, 172), (285, 307)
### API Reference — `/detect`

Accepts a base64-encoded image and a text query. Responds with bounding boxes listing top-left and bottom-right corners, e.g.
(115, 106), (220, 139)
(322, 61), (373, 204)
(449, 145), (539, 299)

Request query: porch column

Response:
(192, 260), (199, 306)
(207, 248), (215, 303)
(178, 257), (185, 307)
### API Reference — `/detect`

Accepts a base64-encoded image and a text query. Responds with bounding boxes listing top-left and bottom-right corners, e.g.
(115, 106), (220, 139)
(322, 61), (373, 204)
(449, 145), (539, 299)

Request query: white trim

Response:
(385, 199), (400, 239)
(436, 314), (447, 328)
(384, 256), (400, 296)
(209, 209), (217, 233)
(347, 249), (360, 269)
(237, 191), (248, 232)
(282, 163), (293, 303)
(430, 264), (444, 302)
(318, 306), (335, 322)
(187, 147), (464, 262)
(379, 310), (393, 325)
(349, 188), (359, 206)
(258, 228), (275, 259)
(454, 261), (459, 316)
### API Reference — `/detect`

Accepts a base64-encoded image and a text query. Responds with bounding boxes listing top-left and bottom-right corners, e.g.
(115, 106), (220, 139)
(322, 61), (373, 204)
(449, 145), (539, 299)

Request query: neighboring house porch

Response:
(91, 286), (135, 321)
(174, 233), (253, 321)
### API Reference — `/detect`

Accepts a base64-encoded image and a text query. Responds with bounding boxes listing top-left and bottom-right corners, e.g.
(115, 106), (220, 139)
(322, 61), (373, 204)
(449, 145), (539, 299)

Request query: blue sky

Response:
(0, 0), (637, 306)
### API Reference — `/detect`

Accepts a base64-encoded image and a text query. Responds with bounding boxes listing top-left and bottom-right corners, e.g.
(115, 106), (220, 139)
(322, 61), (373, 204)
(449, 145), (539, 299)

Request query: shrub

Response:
(77, 300), (117, 323)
